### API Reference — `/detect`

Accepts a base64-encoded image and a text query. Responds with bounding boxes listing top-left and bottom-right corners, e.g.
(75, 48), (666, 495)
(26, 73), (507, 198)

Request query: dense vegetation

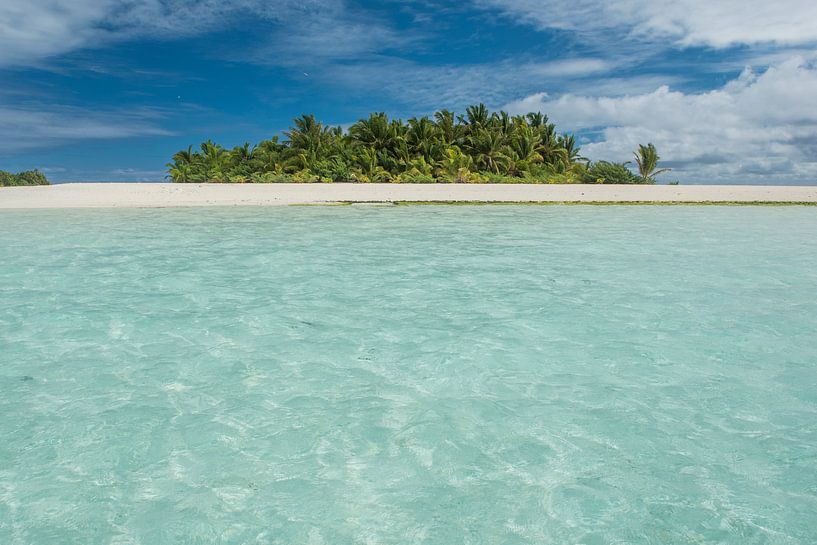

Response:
(167, 105), (671, 184)
(0, 170), (50, 187)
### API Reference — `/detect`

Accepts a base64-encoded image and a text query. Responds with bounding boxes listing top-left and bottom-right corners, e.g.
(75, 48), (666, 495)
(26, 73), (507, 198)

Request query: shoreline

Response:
(2, 183), (817, 209)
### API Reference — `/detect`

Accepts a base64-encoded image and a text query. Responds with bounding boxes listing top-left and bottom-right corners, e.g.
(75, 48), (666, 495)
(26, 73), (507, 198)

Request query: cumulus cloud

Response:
(481, 0), (817, 48)
(504, 56), (817, 183)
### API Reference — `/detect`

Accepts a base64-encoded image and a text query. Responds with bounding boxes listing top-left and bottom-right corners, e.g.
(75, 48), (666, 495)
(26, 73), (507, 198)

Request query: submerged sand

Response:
(1, 183), (816, 208)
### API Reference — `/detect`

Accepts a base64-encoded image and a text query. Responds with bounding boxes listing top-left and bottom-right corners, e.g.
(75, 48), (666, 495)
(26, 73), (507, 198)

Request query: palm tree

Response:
(433, 109), (459, 145)
(252, 137), (285, 173)
(559, 135), (586, 164)
(284, 115), (341, 172)
(200, 140), (229, 181)
(284, 114), (331, 155)
(167, 162), (193, 183)
(466, 129), (512, 174)
(406, 116), (441, 162)
(172, 145), (195, 166)
(508, 125), (543, 174)
(633, 143), (671, 182)
(460, 103), (490, 132)
(436, 146), (473, 176)
(349, 113), (396, 153)
(526, 112), (548, 128)
(487, 110), (513, 136)
(166, 105), (609, 184)
(166, 145), (196, 182)
(229, 143), (254, 175)
(354, 147), (379, 176)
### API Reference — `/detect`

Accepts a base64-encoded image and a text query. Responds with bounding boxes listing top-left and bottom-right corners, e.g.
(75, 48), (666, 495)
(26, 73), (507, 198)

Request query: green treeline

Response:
(168, 105), (670, 184)
(0, 170), (50, 187)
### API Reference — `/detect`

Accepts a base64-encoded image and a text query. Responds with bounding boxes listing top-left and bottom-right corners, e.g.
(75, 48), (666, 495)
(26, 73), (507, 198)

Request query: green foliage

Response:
(166, 106), (670, 184)
(581, 161), (645, 184)
(0, 169), (50, 187)
(395, 168), (437, 184)
(633, 143), (671, 182)
(312, 157), (352, 182)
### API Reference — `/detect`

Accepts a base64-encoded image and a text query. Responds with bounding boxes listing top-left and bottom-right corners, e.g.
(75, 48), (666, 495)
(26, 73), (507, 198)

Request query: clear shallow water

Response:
(1, 205), (816, 545)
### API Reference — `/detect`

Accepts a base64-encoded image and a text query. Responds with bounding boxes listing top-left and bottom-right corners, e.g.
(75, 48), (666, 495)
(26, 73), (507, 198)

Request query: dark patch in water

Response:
(21, 375), (34, 382)
(358, 348), (376, 362)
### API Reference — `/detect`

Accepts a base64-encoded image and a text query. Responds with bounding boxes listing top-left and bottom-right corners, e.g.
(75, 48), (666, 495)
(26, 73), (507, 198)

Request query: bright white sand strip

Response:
(1, 183), (816, 208)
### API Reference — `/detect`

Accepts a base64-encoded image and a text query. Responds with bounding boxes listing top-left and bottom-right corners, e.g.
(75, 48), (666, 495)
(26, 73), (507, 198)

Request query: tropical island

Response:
(167, 105), (670, 184)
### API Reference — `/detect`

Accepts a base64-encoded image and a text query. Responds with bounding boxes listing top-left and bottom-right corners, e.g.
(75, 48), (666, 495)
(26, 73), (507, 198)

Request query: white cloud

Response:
(526, 59), (613, 77)
(504, 56), (817, 183)
(481, 0), (817, 48)
(323, 57), (619, 110)
(0, 1), (105, 67)
(0, 106), (171, 151)
(246, 13), (404, 66)
(0, 0), (367, 68)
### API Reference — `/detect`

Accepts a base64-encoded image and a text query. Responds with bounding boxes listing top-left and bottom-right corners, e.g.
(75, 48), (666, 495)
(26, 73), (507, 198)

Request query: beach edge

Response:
(2, 183), (817, 209)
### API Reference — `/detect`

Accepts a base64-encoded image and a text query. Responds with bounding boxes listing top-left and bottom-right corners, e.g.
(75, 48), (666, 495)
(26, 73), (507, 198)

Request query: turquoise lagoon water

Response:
(1, 205), (816, 545)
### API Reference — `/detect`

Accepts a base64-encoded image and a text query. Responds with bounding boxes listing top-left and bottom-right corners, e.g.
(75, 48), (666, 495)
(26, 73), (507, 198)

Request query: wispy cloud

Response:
(478, 0), (817, 49)
(504, 56), (817, 183)
(247, 4), (408, 66)
(321, 56), (621, 110)
(0, 105), (171, 151)
(0, 0), (381, 68)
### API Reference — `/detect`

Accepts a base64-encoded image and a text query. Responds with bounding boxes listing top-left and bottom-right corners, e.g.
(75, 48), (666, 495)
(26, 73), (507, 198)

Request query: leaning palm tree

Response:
(166, 162), (193, 183)
(172, 145), (195, 166)
(633, 143), (671, 182)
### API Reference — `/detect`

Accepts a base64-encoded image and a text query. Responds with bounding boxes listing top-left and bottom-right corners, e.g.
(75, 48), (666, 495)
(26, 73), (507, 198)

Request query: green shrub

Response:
(483, 173), (523, 184)
(452, 168), (486, 183)
(312, 158), (352, 182)
(0, 169), (50, 186)
(291, 170), (319, 183)
(249, 171), (295, 183)
(394, 168), (437, 184)
(581, 161), (644, 184)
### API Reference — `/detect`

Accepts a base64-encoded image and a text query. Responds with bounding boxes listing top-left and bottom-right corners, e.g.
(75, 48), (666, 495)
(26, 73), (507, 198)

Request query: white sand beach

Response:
(1, 183), (816, 208)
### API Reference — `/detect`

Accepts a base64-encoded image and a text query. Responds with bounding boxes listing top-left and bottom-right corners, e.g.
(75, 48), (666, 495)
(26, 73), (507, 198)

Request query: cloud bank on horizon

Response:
(1, 0), (816, 183)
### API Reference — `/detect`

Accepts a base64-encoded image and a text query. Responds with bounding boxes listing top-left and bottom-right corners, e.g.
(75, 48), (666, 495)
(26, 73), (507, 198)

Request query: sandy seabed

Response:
(1, 183), (816, 208)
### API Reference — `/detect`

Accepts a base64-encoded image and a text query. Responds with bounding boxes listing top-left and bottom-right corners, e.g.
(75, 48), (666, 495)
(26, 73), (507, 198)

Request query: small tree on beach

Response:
(633, 143), (671, 182)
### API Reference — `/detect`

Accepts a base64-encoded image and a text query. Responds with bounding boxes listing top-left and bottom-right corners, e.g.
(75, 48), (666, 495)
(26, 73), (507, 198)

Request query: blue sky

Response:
(1, 0), (817, 183)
